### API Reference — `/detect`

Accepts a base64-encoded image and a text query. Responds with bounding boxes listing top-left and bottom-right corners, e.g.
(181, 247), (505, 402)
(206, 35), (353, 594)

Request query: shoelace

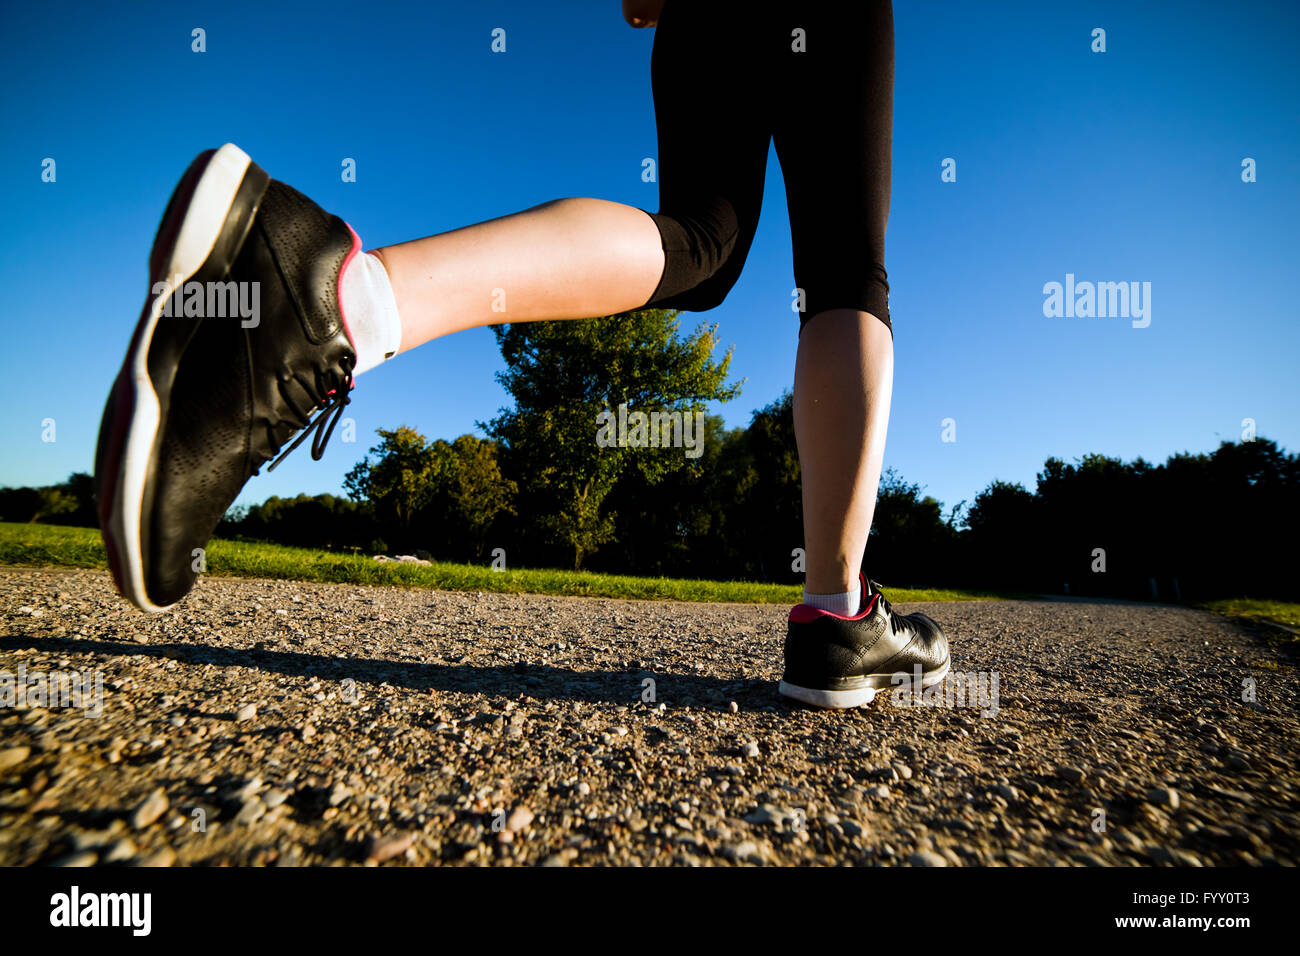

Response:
(265, 361), (354, 473)
(868, 578), (909, 633)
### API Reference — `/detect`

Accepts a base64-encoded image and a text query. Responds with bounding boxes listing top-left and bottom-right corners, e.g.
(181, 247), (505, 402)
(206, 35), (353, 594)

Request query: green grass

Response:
(0, 521), (1012, 605)
(1199, 598), (1300, 633)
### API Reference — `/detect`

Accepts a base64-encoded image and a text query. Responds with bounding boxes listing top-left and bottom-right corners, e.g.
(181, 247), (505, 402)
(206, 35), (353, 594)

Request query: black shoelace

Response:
(265, 361), (354, 473)
(868, 578), (909, 633)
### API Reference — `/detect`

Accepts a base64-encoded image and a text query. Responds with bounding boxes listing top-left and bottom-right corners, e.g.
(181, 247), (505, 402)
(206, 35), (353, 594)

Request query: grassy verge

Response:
(1199, 598), (1300, 634)
(0, 521), (1014, 605)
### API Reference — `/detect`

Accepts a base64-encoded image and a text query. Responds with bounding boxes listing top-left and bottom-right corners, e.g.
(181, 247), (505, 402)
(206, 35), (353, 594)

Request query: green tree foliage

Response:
(344, 426), (441, 546)
(868, 468), (957, 587)
(341, 427), (515, 559)
(426, 434), (517, 559)
(0, 472), (96, 527)
(485, 309), (741, 569)
(219, 493), (368, 550)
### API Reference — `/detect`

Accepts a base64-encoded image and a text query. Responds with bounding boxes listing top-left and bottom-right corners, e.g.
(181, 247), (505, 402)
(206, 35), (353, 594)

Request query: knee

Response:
(644, 200), (745, 310)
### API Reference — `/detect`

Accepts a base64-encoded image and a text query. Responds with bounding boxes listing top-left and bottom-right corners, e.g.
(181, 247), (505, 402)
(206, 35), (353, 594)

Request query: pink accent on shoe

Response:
(336, 223), (364, 351)
(787, 573), (877, 623)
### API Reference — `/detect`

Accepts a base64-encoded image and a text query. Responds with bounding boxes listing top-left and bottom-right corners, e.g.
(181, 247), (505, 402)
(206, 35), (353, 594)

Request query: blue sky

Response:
(2, 0), (1297, 518)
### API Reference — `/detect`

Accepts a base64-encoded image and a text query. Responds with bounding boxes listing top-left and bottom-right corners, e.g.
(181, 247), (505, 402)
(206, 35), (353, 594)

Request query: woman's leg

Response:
(794, 310), (893, 595)
(775, 0), (895, 601)
(373, 198), (667, 352)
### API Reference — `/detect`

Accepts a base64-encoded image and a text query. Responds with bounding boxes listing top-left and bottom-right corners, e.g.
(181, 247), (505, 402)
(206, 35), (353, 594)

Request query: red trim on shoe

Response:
(788, 573), (877, 623)
(335, 223), (363, 351)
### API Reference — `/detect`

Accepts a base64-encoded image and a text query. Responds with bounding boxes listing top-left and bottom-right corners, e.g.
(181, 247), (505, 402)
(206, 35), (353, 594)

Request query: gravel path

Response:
(1, 567), (1296, 867)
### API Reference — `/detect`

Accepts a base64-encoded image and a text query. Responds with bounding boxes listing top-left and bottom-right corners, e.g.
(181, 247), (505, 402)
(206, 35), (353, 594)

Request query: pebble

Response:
(741, 741), (761, 758)
(743, 805), (786, 826)
(131, 788), (169, 829)
(102, 838), (137, 863)
(236, 704), (257, 722)
(137, 847), (177, 867)
(506, 807), (535, 832)
(236, 797), (265, 826)
(1058, 766), (1086, 784)
(725, 840), (765, 863)
(0, 747), (31, 773)
(1146, 787), (1180, 810)
(367, 831), (415, 863)
(908, 850), (948, 867)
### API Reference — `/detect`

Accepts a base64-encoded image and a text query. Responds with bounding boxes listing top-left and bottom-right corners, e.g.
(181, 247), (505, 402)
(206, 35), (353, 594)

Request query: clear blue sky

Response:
(2, 0), (1297, 517)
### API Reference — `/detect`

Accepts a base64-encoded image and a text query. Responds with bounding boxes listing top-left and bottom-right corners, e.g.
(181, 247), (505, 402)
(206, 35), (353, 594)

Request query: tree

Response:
(485, 309), (741, 569)
(430, 435), (516, 559)
(344, 427), (442, 550)
(868, 468), (955, 586)
(964, 479), (1037, 589)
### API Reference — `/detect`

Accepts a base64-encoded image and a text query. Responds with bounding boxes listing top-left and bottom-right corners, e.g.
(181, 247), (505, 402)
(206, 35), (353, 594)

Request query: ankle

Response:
(802, 584), (861, 617)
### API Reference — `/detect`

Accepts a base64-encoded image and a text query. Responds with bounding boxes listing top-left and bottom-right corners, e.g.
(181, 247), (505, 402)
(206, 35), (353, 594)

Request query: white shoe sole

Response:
(104, 143), (254, 613)
(779, 658), (952, 709)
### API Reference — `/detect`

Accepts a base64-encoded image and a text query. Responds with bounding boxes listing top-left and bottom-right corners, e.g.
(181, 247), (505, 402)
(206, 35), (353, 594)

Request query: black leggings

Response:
(642, 0), (894, 333)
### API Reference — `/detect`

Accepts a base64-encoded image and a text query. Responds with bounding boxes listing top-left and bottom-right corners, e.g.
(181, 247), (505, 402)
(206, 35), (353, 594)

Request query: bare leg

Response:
(794, 309), (894, 595)
(371, 198), (666, 352)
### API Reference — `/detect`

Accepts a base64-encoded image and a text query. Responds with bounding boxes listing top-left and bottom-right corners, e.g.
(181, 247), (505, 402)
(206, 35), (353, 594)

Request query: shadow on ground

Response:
(0, 633), (787, 708)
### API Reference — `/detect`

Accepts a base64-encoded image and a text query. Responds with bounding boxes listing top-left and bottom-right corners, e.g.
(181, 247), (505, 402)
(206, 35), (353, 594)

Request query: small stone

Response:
(725, 840), (765, 863)
(328, 783), (351, 807)
(137, 846), (177, 867)
(741, 741), (761, 759)
(1058, 766), (1086, 784)
(52, 851), (99, 867)
(870, 785), (891, 800)
(576, 782), (591, 797)
(236, 704), (257, 722)
(0, 747), (32, 773)
(131, 788), (169, 829)
(908, 850), (948, 867)
(728, 701), (739, 714)
(367, 831), (415, 863)
(236, 797), (265, 825)
(263, 788), (290, 809)
(993, 784), (1018, 801)
(506, 807), (535, 832)
(743, 805), (785, 826)
(1146, 787), (1180, 810)
(102, 838), (137, 863)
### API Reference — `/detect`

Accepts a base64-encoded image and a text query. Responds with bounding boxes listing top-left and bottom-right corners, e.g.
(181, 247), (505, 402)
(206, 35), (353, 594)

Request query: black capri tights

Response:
(641, 0), (894, 333)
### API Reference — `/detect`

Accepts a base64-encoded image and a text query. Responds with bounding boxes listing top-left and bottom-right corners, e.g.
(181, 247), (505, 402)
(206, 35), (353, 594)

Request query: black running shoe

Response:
(779, 574), (950, 709)
(95, 143), (359, 612)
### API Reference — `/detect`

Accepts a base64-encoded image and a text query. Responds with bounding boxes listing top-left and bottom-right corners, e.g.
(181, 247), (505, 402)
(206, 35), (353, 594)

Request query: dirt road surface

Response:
(1, 568), (1295, 867)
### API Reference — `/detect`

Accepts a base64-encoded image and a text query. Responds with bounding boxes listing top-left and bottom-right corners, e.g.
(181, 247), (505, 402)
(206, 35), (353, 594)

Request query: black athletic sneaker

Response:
(779, 574), (950, 709)
(95, 143), (359, 612)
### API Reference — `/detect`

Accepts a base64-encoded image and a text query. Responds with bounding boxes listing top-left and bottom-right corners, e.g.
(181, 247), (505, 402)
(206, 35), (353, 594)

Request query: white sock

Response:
(802, 584), (862, 617)
(339, 250), (402, 376)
